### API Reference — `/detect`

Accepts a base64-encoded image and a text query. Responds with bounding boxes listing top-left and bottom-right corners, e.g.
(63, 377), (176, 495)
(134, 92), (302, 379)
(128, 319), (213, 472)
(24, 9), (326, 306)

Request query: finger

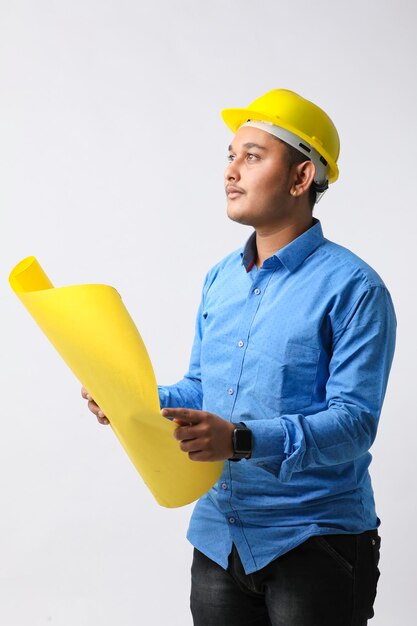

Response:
(96, 407), (109, 424)
(93, 404), (110, 426)
(188, 450), (212, 462)
(161, 408), (202, 424)
(174, 425), (197, 442)
(173, 418), (190, 427)
(87, 399), (100, 414)
(179, 438), (204, 454)
(81, 387), (93, 402)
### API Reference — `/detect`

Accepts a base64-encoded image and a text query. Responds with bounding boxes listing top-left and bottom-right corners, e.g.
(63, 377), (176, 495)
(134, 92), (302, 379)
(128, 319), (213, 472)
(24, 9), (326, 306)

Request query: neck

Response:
(255, 215), (314, 267)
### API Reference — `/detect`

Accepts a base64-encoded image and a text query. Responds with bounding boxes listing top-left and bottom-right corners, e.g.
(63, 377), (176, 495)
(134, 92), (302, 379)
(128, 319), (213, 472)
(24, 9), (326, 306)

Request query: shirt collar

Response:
(241, 218), (325, 273)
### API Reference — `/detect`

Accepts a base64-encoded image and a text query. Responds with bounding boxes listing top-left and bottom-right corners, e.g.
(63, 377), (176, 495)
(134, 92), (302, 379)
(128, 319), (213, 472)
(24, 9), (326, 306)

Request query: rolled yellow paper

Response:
(9, 257), (223, 507)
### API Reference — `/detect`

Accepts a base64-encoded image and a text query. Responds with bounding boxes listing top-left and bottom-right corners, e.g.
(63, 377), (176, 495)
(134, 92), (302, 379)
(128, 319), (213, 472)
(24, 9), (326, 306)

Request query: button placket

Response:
(225, 270), (273, 421)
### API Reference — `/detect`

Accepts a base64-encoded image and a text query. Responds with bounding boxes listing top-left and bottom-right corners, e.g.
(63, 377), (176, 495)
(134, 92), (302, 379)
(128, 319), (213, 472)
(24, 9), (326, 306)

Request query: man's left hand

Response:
(161, 408), (235, 462)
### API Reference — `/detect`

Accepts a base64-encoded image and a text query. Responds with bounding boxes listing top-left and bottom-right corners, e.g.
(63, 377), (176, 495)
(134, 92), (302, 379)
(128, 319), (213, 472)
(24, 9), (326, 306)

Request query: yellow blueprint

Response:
(9, 257), (223, 507)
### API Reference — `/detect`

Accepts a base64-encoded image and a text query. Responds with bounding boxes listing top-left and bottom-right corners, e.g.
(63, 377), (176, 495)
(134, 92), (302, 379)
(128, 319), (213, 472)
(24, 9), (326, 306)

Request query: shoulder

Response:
(313, 239), (395, 332)
(311, 238), (388, 295)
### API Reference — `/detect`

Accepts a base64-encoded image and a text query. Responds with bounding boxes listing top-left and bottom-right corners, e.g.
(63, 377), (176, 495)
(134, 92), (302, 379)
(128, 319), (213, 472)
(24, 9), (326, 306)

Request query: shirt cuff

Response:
(243, 418), (286, 462)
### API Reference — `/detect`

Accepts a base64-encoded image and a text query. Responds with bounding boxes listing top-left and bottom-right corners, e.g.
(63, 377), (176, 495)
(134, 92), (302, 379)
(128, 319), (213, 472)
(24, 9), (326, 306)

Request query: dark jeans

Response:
(190, 530), (381, 626)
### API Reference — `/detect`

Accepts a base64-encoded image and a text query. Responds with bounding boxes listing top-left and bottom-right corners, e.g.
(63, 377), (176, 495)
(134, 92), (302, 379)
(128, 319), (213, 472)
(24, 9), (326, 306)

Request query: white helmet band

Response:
(241, 120), (329, 190)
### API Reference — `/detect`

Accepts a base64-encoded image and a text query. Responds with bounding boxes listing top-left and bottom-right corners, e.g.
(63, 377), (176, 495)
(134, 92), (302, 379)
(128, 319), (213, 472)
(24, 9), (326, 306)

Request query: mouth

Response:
(226, 185), (245, 199)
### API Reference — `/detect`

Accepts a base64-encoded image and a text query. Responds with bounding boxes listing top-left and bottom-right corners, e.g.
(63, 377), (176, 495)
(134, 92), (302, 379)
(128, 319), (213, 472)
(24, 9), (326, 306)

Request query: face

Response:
(225, 126), (294, 230)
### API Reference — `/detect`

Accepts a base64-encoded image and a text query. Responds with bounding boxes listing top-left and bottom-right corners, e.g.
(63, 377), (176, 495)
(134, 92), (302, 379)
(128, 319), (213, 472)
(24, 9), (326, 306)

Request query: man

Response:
(83, 89), (396, 625)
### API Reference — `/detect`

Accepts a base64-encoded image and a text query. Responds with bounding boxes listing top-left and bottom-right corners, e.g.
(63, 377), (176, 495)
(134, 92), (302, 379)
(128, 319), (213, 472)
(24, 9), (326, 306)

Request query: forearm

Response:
(248, 402), (379, 482)
(158, 376), (203, 410)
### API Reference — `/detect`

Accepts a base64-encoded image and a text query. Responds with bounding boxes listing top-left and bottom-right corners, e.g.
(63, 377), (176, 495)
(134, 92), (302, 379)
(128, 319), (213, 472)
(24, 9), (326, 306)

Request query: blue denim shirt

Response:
(158, 219), (396, 574)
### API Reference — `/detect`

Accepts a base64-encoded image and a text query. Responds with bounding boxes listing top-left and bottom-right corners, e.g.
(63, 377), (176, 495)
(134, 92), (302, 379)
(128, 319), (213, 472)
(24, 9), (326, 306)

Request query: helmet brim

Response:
(221, 107), (339, 184)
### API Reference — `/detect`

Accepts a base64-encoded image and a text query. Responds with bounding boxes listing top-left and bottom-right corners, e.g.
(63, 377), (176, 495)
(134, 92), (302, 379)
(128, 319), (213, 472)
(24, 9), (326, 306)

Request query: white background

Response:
(1, 1), (416, 624)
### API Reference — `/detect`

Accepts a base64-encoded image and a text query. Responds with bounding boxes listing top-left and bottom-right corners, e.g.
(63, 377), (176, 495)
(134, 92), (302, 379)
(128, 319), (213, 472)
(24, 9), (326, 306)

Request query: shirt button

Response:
(237, 340), (244, 348)
(228, 517), (236, 524)
(221, 482), (228, 490)
(253, 288), (261, 295)
(227, 388), (234, 395)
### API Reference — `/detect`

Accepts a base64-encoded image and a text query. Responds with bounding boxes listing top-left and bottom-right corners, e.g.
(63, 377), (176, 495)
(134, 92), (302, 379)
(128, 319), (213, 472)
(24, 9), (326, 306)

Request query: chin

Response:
(227, 205), (253, 226)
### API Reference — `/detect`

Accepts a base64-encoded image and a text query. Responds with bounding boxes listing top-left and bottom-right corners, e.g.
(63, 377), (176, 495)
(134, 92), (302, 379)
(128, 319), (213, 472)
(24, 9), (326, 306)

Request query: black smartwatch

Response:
(230, 422), (252, 461)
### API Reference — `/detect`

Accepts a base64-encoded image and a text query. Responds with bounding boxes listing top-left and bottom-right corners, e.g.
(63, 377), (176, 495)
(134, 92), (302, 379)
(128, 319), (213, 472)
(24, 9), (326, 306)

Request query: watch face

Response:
(234, 428), (252, 453)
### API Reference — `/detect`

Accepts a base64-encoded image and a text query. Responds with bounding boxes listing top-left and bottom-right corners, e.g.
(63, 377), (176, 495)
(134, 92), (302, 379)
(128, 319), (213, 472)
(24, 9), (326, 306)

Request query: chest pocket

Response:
(254, 341), (320, 413)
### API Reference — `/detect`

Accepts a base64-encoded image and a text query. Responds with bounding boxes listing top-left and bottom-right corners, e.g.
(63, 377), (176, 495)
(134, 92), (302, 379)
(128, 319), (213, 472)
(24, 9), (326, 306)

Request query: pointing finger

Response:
(161, 408), (201, 424)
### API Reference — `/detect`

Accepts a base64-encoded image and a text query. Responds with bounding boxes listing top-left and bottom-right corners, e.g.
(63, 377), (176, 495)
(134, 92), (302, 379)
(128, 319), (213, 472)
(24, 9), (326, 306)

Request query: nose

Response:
(225, 159), (240, 182)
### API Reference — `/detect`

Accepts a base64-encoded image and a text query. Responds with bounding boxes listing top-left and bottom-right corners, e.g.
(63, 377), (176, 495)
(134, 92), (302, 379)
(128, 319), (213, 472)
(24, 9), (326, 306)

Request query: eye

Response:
(246, 153), (259, 161)
(227, 154), (235, 162)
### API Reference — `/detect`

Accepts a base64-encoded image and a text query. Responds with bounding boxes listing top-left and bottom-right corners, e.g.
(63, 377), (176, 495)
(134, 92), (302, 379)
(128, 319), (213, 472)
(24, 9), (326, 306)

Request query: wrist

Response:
(229, 422), (252, 461)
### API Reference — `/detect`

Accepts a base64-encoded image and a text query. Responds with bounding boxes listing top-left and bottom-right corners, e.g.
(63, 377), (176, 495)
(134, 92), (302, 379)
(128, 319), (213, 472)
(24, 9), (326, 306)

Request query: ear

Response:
(290, 161), (316, 199)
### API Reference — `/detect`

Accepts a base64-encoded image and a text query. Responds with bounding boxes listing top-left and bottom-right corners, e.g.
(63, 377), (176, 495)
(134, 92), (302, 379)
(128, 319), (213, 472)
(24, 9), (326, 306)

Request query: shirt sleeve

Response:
(247, 285), (397, 482)
(157, 273), (211, 410)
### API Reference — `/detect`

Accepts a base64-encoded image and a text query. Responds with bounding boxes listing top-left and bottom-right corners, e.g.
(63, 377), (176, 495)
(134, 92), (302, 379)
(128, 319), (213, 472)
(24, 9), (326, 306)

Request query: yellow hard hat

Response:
(221, 89), (340, 184)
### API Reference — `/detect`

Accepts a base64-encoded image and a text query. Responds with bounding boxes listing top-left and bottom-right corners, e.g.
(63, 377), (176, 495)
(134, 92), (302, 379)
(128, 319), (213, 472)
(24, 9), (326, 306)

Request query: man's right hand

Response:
(81, 387), (110, 425)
